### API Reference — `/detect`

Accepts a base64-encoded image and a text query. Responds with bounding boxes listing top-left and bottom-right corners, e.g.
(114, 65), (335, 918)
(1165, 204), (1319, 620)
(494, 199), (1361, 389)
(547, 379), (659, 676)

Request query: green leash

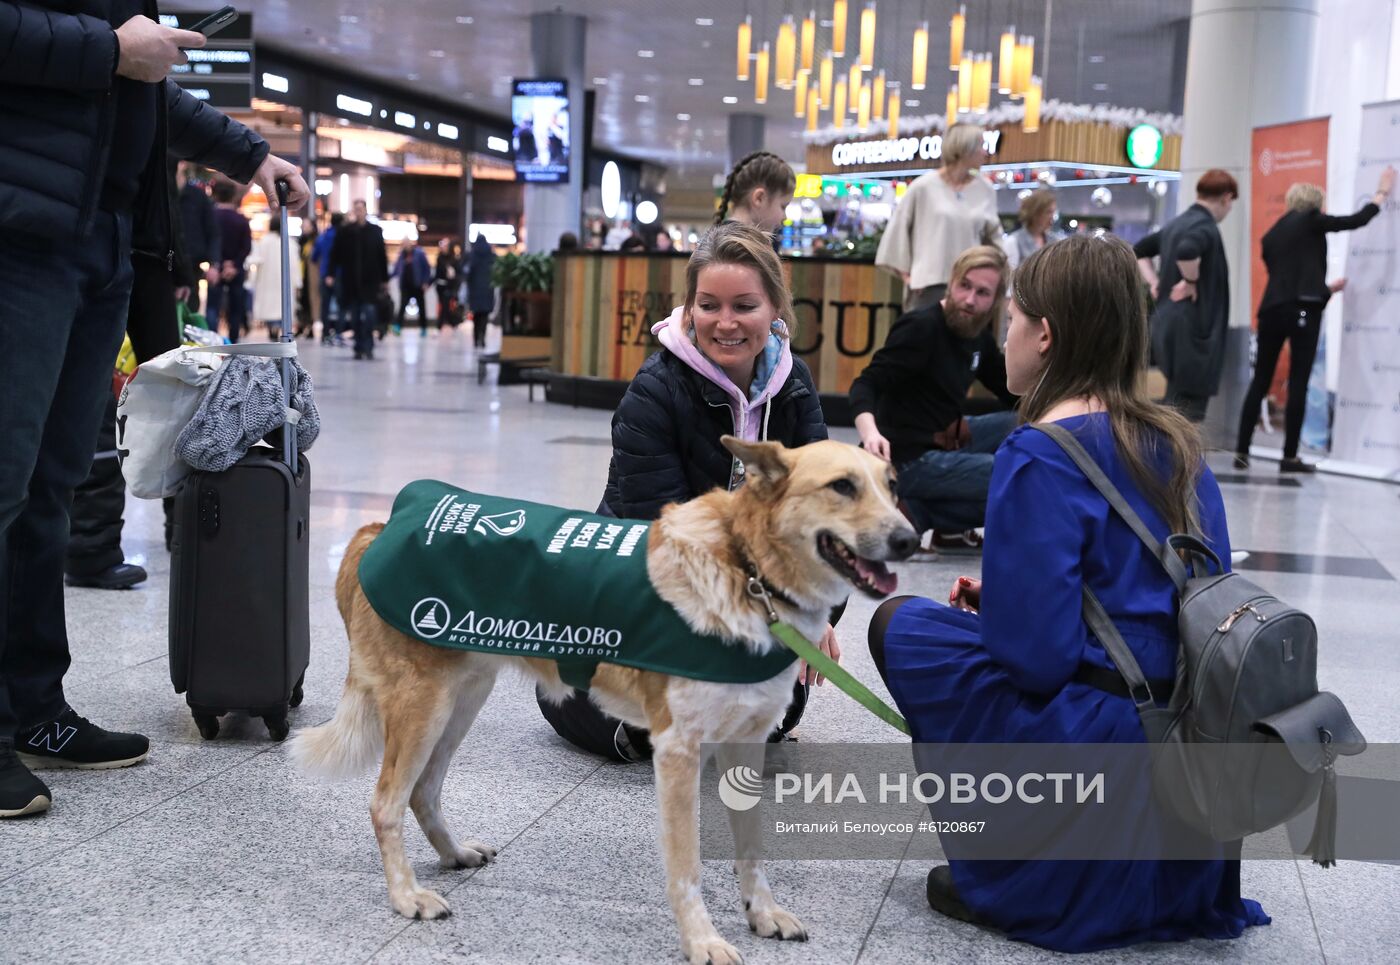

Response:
(745, 573), (912, 737)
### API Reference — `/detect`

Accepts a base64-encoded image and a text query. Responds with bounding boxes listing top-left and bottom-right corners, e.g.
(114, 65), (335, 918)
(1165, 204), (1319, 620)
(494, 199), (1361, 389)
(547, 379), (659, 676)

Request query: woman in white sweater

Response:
(875, 124), (1002, 311)
(249, 214), (303, 339)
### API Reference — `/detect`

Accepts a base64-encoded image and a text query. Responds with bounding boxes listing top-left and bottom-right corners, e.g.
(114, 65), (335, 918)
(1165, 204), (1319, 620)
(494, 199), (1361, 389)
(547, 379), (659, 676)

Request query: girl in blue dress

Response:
(868, 234), (1270, 952)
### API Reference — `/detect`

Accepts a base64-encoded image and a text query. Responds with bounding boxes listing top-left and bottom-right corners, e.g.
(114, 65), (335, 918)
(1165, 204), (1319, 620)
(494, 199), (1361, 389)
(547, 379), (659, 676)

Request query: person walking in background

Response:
(176, 162), (220, 312)
(208, 179), (252, 342)
(1134, 169), (1239, 423)
(1234, 166), (1395, 472)
(392, 237), (432, 336)
(851, 245), (1018, 547)
(296, 218), (318, 338)
(714, 150), (796, 232)
(249, 213), (303, 340)
(433, 239), (463, 329)
(464, 233), (496, 349)
(1002, 189), (1061, 270)
(876, 124), (1002, 312)
(328, 199), (389, 360)
(313, 211), (343, 342)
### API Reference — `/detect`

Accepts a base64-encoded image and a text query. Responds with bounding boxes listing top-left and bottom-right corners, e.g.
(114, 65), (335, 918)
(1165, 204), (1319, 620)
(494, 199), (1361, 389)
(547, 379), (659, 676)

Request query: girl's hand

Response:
(949, 576), (982, 613)
(802, 624), (841, 686)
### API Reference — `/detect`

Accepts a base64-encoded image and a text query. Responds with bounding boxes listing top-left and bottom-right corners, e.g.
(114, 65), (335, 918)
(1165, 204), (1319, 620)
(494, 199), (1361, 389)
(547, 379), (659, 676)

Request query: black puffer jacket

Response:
(0, 1), (268, 245)
(601, 349), (828, 520)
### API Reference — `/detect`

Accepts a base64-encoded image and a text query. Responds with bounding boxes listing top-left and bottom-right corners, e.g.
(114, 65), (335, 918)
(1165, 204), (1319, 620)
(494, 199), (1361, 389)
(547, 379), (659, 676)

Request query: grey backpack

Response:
(1035, 424), (1365, 863)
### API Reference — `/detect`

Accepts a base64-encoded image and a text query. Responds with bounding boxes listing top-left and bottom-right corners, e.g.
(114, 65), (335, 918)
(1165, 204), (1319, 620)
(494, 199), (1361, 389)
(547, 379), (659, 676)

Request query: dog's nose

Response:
(887, 528), (920, 560)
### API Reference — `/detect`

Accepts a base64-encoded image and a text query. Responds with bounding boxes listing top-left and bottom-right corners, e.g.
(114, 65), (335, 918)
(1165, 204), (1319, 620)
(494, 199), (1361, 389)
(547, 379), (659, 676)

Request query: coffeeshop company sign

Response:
(830, 130), (1001, 168)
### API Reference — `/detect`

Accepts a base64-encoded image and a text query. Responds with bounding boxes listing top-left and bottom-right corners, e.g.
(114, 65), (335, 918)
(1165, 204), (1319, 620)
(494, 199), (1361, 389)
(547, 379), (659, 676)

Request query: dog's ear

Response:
(721, 436), (790, 488)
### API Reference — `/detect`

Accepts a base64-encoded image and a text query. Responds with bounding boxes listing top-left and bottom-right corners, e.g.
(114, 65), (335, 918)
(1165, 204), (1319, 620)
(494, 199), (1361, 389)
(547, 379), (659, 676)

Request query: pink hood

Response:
(652, 306), (794, 442)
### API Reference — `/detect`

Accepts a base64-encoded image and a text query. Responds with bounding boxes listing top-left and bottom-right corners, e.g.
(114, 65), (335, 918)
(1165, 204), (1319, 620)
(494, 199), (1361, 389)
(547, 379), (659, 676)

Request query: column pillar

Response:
(460, 151), (474, 243)
(727, 113), (767, 168)
(523, 11), (586, 253)
(1178, 0), (1320, 444)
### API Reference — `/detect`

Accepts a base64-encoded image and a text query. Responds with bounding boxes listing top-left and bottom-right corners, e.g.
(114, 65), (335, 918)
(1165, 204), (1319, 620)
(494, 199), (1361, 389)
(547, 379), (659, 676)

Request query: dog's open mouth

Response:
(817, 532), (898, 598)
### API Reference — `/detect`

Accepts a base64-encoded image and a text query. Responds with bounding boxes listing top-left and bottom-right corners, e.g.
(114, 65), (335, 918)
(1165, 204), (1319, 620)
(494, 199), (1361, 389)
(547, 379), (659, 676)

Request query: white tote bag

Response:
(116, 341), (297, 498)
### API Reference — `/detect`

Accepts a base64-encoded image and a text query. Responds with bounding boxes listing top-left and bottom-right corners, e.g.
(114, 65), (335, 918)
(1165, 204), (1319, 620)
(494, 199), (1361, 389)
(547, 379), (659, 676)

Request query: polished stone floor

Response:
(3, 331), (1398, 963)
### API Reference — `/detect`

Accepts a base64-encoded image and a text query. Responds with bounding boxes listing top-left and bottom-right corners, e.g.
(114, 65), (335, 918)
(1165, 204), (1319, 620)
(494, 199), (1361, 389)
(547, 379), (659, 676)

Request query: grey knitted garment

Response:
(175, 355), (320, 472)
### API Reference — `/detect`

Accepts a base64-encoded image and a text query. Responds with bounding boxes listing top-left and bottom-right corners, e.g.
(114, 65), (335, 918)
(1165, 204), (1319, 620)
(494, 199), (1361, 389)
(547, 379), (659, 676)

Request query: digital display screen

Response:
(511, 79), (570, 183)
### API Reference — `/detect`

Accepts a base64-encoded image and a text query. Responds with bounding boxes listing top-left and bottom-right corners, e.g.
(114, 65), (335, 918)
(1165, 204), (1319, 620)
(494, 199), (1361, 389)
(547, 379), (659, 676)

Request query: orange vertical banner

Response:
(1250, 117), (1329, 404)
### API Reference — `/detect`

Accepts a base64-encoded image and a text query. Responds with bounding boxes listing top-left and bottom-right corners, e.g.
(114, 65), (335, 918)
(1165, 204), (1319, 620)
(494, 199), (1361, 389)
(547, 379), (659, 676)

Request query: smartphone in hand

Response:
(189, 6), (237, 38)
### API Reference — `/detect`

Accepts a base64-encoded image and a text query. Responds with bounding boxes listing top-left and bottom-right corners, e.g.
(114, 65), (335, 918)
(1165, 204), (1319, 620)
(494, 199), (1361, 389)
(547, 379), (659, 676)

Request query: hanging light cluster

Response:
(734, 0), (1043, 137)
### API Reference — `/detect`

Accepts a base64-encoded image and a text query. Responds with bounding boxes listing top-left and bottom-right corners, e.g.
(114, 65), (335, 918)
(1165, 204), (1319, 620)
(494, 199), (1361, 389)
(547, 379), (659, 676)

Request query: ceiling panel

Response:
(217, 1), (1192, 190)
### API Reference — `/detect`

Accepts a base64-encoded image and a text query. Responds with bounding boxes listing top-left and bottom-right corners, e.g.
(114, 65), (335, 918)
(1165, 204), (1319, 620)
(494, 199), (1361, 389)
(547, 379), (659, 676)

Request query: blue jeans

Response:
(0, 211), (134, 739)
(343, 300), (379, 356)
(206, 272), (248, 342)
(896, 410), (1018, 533)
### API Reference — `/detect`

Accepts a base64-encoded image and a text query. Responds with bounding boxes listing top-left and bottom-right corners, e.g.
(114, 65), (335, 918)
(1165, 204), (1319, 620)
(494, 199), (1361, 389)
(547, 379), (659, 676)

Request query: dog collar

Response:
(739, 554), (798, 623)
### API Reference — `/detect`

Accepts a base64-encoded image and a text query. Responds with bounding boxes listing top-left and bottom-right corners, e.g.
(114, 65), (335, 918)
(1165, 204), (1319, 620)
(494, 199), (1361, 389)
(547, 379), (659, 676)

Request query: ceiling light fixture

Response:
(819, 51), (834, 108)
(887, 82), (901, 137)
(754, 41), (770, 103)
(677, 112), (691, 120)
(858, 2), (876, 71)
(723, 95), (739, 104)
(949, 4), (965, 69)
(638, 49), (655, 58)
(688, 78), (704, 86)
(1023, 75), (1042, 131)
(999, 24), (1016, 93)
(800, 8), (816, 74)
(794, 69), (808, 117)
(455, 16), (473, 25)
(911, 19), (928, 90)
(737, 14), (752, 80)
(634, 94), (650, 103)
(832, 0), (848, 58)
(592, 77), (608, 85)
(776, 14), (796, 89)
(696, 17), (714, 26)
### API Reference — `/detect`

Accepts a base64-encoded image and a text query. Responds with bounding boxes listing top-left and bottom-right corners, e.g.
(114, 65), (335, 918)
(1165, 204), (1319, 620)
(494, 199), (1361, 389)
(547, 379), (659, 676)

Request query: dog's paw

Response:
(440, 839), (496, 869)
(390, 887), (452, 921)
(746, 905), (808, 942)
(684, 935), (744, 965)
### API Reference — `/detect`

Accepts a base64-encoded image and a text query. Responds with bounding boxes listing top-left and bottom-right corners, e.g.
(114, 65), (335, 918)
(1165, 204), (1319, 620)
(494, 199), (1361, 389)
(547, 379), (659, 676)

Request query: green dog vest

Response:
(358, 481), (798, 691)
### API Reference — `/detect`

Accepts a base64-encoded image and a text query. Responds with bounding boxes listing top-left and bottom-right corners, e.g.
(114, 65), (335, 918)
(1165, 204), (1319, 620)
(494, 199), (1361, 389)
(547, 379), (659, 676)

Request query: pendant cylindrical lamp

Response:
(794, 69), (809, 117)
(832, 0), (847, 57)
(949, 4), (965, 70)
(801, 9), (816, 74)
(807, 85), (819, 131)
(887, 82), (901, 137)
(1023, 75), (1042, 132)
(833, 77), (847, 125)
(848, 61), (863, 113)
(776, 15), (796, 89)
(911, 20), (929, 90)
(859, 2), (876, 71)
(946, 84), (958, 125)
(819, 51), (834, 107)
(998, 27), (1016, 94)
(974, 53), (992, 112)
(755, 41), (770, 103)
(737, 15), (752, 81)
(872, 69), (886, 120)
(1013, 36), (1034, 96)
(857, 83), (871, 130)
(957, 54), (972, 112)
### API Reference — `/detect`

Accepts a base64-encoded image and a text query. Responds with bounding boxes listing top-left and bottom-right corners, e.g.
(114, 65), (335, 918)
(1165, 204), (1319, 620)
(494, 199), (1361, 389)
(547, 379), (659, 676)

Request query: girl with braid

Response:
(714, 151), (796, 233)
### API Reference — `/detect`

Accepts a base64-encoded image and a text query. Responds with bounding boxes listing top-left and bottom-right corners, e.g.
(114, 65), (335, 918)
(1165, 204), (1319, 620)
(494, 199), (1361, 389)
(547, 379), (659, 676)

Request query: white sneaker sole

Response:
(17, 750), (149, 771)
(0, 793), (51, 818)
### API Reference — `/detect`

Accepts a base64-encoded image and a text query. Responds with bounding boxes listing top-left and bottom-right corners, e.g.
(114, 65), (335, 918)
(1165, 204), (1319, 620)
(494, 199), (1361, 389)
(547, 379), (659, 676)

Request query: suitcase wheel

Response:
(193, 713), (220, 741)
(290, 672), (305, 709)
(264, 715), (291, 742)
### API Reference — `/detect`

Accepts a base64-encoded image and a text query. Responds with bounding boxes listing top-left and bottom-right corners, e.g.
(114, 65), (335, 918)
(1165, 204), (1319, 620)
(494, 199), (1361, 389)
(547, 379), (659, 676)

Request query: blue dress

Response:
(883, 414), (1270, 952)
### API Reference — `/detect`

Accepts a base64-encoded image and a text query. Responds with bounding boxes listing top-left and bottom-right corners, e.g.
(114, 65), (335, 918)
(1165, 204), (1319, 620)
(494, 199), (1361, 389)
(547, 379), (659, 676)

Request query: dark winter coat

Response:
(601, 350), (828, 520)
(1259, 203), (1380, 313)
(178, 181), (221, 267)
(464, 237), (496, 313)
(0, 0), (269, 247)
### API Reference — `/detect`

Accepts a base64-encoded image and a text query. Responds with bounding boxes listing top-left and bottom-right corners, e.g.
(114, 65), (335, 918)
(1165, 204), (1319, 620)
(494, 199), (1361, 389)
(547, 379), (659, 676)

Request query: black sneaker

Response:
(15, 708), (149, 770)
(1279, 457), (1316, 474)
(64, 562), (148, 590)
(0, 740), (51, 818)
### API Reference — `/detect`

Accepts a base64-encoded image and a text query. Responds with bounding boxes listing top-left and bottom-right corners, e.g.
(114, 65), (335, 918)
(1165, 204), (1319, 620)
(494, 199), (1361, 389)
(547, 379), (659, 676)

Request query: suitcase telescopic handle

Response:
(276, 179), (298, 472)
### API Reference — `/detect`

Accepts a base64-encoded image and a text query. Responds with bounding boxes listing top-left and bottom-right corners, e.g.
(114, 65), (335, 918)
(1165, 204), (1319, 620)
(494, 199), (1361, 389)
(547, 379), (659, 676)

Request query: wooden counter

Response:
(551, 251), (903, 398)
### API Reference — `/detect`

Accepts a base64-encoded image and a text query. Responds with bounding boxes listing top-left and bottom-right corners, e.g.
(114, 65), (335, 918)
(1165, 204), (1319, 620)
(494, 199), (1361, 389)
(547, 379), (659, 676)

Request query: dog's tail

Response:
(291, 522), (386, 780)
(290, 679), (382, 780)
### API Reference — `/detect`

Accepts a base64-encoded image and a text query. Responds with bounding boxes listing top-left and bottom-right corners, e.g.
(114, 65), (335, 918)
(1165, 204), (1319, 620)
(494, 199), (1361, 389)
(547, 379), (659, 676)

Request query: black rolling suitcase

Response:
(169, 180), (311, 741)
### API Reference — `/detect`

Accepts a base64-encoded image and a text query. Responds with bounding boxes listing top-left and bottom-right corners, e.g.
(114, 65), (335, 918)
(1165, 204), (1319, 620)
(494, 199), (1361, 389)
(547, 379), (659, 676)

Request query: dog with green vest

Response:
(291, 436), (918, 964)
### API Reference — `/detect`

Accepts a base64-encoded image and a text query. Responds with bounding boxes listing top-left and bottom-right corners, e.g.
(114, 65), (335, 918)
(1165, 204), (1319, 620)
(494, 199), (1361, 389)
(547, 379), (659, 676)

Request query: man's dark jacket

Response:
(178, 181), (221, 267)
(0, 0), (268, 254)
(601, 350), (827, 520)
(329, 220), (389, 303)
(1133, 203), (1230, 397)
(1258, 203), (1380, 314)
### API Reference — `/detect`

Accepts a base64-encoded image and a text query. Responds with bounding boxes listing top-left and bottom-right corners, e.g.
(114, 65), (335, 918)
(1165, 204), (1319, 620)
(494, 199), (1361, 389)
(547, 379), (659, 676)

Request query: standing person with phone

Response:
(0, 1), (309, 819)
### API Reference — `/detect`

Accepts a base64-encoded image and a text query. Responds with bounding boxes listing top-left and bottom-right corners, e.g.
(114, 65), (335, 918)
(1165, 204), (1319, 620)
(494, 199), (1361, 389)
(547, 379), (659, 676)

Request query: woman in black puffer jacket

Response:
(538, 221), (836, 761)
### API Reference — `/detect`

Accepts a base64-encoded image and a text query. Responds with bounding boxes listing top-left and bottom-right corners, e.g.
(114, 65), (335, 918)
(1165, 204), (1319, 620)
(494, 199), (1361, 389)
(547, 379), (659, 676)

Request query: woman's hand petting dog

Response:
(949, 576), (982, 613)
(802, 623), (842, 686)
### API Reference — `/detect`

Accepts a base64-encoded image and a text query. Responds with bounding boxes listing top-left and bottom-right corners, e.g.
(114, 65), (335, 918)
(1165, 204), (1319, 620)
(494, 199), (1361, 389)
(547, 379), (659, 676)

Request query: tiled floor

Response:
(4, 332), (1397, 963)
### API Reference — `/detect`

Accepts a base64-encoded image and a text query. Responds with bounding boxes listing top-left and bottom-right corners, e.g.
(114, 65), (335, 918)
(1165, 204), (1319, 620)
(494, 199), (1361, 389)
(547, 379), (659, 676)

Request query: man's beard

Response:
(944, 299), (995, 339)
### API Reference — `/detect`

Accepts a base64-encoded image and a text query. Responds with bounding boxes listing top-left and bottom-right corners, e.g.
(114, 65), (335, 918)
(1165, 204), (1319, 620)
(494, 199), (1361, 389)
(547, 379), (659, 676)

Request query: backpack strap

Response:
(1080, 585), (1165, 712)
(1028, 423), (1190, 592)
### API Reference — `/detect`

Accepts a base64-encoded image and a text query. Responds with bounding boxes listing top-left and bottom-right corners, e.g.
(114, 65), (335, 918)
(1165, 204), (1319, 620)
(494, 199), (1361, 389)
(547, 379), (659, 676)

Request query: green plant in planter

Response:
(492, 252), (554, 293)
(491, 252), (519, 290)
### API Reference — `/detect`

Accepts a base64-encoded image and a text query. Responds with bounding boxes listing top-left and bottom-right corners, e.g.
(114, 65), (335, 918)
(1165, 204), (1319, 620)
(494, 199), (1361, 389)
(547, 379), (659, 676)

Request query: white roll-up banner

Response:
(1333, 100), (1400, 478)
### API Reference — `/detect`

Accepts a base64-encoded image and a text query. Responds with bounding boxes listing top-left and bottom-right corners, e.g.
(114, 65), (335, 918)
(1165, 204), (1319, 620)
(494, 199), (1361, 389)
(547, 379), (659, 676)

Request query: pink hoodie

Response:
(652, 306), (794, 442)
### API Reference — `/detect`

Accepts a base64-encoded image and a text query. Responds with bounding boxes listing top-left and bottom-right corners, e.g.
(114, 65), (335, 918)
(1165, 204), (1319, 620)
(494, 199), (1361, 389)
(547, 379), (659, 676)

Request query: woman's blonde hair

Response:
(1285, 182), (1326, 213)
(1013, 235), (1204, 535)
(684, 221), (794, 338)
(1018, 190), (1056, 229)
(942, 124), (986, 167)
